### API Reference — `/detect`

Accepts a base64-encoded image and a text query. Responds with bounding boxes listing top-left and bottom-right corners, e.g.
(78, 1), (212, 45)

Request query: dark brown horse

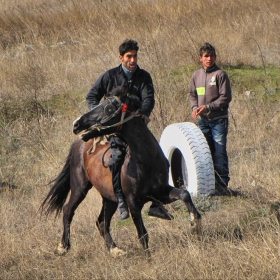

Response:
(41, 92), (202, 258)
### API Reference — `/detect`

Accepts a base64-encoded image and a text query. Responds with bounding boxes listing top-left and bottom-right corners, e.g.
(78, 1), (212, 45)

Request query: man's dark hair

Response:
(199, 42), (216, 56)
(119, 39), (139, 56)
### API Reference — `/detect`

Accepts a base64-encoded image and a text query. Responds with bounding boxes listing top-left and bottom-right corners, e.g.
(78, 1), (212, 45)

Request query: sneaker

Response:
(118, 202), (130, 220)
(226, 188), (242, 197)
(208, 189), (223, 196)
(209, 185), (240, 197)
(148, 205), (174, 220)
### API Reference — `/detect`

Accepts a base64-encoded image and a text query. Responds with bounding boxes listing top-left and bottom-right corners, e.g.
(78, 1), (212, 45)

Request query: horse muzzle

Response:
(73, 119), (82, 135)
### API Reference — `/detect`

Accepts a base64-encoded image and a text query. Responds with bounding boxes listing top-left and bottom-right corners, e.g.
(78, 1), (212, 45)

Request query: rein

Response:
(101, 146), (111, 168)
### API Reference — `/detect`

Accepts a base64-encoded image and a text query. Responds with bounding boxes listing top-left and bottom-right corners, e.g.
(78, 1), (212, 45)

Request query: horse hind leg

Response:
(96, 197), (126, 258)
(55, 181), (92, 256)
(189, 211), (202, 236)
(169, 187), (202, 236)
(152, 186), (202, 235)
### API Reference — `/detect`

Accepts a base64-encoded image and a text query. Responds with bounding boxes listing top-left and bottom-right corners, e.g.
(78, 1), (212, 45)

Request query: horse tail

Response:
(40, 140), (77, 217)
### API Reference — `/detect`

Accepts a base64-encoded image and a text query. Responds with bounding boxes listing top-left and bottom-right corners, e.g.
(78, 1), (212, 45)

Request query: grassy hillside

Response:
(0, 0), (279, 279)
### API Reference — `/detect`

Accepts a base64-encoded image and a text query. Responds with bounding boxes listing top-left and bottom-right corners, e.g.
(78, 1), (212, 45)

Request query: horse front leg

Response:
(96, 198), (126, 258)
(169, 187), (202, 236)
(130, 205), (150, 258)
(55, 183), (91, 255)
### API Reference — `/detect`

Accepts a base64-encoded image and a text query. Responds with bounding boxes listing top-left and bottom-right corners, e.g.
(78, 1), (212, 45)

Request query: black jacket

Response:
(86, 64), (155, 116)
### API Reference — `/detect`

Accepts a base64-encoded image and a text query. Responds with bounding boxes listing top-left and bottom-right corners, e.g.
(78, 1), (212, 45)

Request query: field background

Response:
(0, 0), (280, 279)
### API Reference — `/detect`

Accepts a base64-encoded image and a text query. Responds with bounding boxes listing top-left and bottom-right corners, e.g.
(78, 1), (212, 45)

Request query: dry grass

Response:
(0, 0), (280, 279)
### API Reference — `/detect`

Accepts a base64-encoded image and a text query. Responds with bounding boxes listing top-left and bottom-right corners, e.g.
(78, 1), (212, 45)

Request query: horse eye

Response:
(104, 104), (116, 116)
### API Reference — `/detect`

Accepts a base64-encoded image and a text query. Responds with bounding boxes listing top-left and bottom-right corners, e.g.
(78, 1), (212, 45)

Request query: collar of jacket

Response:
(203, 64), (220, 73)
(117, 64), (140, 75)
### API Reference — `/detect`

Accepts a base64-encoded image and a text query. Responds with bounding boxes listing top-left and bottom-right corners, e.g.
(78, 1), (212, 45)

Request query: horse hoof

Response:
(54, 242), (68, 256)
(145, 249), (152, 260)
(190, 219), (202, 236)
(110, 247), (127, 258)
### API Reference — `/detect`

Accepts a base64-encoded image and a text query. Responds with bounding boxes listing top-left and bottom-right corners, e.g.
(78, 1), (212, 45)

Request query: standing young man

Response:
(189, 42), (232, 195)
(86, 39), (171, 219)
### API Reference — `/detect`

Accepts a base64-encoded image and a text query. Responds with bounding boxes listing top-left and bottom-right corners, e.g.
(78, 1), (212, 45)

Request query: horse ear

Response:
(111, 86), (124, 96)
(110, 86), (128, 101)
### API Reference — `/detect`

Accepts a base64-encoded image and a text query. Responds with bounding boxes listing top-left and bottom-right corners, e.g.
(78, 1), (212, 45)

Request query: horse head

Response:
(73, 86), (141, 141)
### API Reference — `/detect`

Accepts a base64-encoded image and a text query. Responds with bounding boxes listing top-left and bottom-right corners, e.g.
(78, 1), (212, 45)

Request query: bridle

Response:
(86, 96), (141, 132)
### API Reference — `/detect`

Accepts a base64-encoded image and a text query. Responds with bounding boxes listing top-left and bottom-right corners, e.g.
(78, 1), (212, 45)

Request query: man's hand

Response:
(191, 105), (207, 119)
(141, 115), (150, 124)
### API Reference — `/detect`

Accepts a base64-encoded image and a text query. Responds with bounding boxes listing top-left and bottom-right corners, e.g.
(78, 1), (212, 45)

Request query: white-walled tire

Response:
(159, 122), (215, 195)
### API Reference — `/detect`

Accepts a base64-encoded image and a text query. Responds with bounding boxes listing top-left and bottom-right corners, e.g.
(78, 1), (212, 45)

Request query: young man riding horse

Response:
(86, 39), (171, 220)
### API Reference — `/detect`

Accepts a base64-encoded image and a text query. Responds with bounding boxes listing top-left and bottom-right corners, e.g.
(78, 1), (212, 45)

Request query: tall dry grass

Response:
(0, 0), (280, 279)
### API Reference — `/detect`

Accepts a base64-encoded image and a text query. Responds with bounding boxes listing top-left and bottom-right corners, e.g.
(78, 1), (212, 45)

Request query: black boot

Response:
(148, 202), (174, 220)
(117, 196), (130, 220)
(108, 136), (129, 220)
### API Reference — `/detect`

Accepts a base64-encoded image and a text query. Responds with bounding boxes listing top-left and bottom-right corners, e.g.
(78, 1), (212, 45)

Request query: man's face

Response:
(119, 50), (138, 71)
(199, 52), (216, 70)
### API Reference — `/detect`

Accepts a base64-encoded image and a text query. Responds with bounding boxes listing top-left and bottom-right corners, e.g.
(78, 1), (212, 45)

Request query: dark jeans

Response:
(198, 117), (230, 188)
